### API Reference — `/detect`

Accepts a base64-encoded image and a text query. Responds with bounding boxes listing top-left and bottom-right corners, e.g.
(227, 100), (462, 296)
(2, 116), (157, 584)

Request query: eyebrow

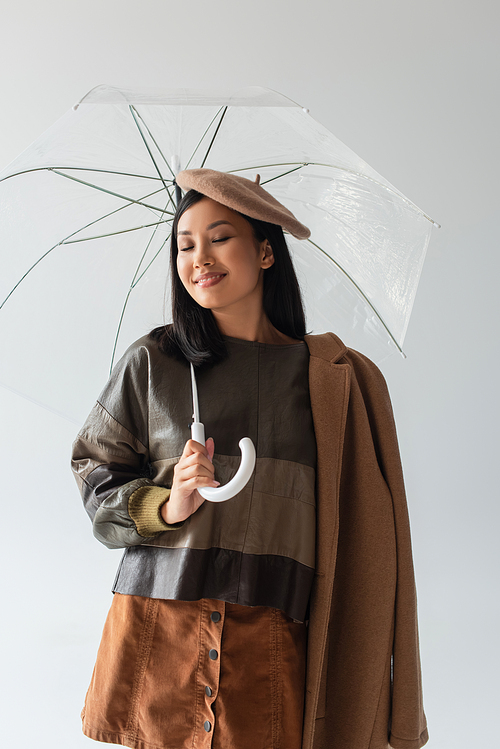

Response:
(177, 220), (234, 236)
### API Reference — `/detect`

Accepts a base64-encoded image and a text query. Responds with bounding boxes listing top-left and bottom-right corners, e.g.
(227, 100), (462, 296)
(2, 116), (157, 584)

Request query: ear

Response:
(260, 240), (275, 269)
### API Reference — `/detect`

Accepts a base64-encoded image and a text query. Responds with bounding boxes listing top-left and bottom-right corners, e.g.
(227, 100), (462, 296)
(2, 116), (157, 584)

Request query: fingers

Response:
(179, 449), (214, 474)
(182, 438), (209, 458)
(176, 459), (215, 482)
(174, 437), (218, 489)
(172, 469), (220, 493)
(181, 437), (215, 466)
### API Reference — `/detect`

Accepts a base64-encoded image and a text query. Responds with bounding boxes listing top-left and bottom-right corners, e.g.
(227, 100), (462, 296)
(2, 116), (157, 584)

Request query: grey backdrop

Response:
(1, 1), (498, 746)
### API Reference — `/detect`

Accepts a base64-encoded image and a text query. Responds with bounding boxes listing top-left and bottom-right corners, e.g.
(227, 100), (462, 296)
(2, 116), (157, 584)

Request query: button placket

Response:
(199, 600), (225, 742)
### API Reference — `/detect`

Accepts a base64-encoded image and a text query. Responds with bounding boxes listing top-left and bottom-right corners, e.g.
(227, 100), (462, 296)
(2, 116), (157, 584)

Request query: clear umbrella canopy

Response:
(0, 85), (438, 423)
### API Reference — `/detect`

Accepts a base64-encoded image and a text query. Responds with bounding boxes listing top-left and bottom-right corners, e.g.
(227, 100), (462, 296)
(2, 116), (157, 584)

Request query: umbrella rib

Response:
(164, 184), (177, 214)
(49, 169), (173, 215)
(62, 220), (171, 244)
(110, 285), (138, 376)
(1, 243), (64, 311)
(200, 107), (228, 168)
(184, 107), (227, 170)
(128, 106), (174, 207)
(109, 236), (170, 373)
(0, 187), (168, 310)
(128, 202), (170, 288)
(305, 237), (404, 355)
(130, 107), (175, 179)
(128, 106), (178, 216)
(127, 108), (187, 216)
(109, 196), (173, 372)
(227, 162), (440, 227)
(131, 232), (171, 289)
(0, 166), (164, 184)
(258, 165), (304, 185)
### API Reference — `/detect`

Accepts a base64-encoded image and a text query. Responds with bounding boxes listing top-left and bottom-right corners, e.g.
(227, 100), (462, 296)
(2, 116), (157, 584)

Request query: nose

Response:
(192, 240), (214, 268)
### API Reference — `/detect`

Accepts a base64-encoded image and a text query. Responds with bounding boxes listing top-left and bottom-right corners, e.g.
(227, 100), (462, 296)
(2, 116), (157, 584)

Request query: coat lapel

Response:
(302, 333), (351, 749)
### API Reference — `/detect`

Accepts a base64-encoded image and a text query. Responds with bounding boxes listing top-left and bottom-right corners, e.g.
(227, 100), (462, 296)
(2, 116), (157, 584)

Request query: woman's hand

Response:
(161, 437), (218, 524)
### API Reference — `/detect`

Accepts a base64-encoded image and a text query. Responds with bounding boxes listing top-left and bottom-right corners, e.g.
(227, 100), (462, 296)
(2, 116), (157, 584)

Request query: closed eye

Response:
(179, 237), (230, 252)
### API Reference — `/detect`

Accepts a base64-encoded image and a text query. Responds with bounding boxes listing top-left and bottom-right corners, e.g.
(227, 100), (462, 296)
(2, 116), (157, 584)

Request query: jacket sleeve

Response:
(71, 343), (185, 550)
(348, 349), (428, 749)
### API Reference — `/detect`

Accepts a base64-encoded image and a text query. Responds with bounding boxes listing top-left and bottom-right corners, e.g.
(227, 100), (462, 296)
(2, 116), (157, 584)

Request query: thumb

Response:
(206, 437), (215, 462)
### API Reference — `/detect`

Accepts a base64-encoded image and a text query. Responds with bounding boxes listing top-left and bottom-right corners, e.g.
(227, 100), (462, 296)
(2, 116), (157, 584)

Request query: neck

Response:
(212, 310), (300, 346)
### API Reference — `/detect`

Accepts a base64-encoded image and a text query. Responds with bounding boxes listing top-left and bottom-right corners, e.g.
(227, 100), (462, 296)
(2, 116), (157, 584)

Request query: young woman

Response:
(72, 169), (428, 749)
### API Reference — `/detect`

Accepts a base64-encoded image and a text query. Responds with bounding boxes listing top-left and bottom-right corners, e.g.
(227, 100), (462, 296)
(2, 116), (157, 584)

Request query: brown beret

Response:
(175, 168), (310, 240)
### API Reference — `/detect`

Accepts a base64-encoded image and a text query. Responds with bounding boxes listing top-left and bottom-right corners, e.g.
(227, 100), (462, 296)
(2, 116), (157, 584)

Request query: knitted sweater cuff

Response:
(128, 486), (185, 536)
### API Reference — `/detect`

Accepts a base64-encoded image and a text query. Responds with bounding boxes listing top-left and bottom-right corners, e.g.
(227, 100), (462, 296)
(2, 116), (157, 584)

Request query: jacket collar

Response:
(304, 332), (348, 363)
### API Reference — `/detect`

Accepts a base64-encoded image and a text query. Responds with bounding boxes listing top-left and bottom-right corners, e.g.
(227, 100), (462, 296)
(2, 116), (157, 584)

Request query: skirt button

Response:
(205, 686), (212, 696)
(209, 649), (218, 660)
(211, 611), (221, 622)
(204, 720), (212, 732)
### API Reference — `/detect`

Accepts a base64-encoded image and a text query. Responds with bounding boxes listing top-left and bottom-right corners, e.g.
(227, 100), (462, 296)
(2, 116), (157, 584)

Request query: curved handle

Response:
(190, 422), (256, 503)
(199, 437), (256, 503)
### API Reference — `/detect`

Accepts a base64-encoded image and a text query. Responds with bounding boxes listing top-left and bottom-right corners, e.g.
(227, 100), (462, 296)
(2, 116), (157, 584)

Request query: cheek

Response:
(176, 256), (189, 287)
(229, 247), (261, 279)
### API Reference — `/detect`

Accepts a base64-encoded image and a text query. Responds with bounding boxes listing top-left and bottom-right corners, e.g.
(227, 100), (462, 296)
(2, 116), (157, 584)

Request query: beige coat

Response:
(302, 332), (428, 749)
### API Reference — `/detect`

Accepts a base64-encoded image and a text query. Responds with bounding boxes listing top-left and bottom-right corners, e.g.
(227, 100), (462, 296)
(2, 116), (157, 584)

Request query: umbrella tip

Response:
(72, 103), (79, 111)
(254, 174), (261, 185)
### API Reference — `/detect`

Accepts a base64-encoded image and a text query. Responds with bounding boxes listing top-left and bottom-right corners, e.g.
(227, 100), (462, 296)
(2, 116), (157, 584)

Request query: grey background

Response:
(0, 1), (498, 746)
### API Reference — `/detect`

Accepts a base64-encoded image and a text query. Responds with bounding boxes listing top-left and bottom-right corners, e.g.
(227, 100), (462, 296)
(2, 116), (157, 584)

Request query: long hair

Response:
(150, 189), (307, 366)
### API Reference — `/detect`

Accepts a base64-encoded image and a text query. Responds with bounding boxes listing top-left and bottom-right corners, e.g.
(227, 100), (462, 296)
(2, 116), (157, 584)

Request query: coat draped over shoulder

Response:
(303, 332), (427, 749)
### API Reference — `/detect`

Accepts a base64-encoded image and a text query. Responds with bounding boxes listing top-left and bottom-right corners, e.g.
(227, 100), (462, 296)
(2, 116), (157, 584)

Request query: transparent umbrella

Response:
(0, 84), (439, 424)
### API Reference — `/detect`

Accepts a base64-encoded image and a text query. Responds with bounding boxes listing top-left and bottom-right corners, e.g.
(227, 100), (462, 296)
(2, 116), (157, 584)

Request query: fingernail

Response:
(213, 481), (220, 487)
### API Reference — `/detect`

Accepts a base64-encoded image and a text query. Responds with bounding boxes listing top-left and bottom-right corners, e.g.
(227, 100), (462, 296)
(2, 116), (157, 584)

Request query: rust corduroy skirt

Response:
(82, 593), (308, 749)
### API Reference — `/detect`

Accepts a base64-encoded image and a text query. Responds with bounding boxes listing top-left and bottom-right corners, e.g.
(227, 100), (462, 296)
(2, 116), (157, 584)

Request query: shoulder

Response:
(98, 332), (185, 406)
(305, 332), (385, 375)
(112, 331), (183, 376)
(116, 333), (161, 367)
(305, 331), (390, 401)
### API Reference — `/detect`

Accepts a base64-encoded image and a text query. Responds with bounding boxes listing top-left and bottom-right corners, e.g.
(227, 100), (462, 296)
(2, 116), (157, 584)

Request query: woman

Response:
(72, 169), (428, 749)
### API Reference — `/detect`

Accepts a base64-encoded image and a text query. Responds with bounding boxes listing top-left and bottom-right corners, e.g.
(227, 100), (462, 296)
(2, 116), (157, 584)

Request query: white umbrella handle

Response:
(191, 421), (256, 502)
(189, 361), (256, 502)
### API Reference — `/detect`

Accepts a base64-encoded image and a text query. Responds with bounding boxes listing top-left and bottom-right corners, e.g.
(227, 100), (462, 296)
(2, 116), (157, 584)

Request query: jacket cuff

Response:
(389, 727), (429, 749)
(128, 486), (185, 536)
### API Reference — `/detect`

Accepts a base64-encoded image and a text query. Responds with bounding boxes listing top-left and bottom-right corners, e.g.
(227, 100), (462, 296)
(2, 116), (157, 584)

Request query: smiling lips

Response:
(195, 273), (227, 288)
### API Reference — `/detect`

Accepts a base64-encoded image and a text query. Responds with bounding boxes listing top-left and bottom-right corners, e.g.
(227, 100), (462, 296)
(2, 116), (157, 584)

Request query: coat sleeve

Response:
(348, 349), (428, 749)
(71, 342), (185, 550)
